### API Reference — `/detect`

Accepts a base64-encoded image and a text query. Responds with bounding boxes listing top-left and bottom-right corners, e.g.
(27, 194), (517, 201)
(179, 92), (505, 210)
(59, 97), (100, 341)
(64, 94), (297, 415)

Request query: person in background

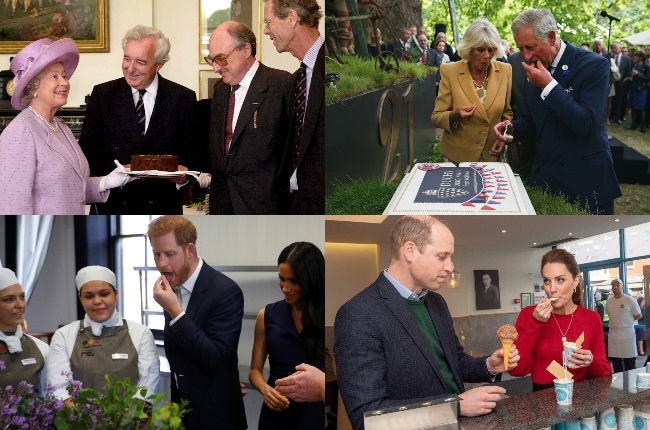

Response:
(594, 290), (605, 321)
(417, 34), (437, 66)
(580, 43), (590, 50)
(625, 51), (650, 133)
(622, 46), (630, 57)
(366, 28), (395, 58)
(417, 26), (427, 37)
(611, 42), (633, 125)
(250, 242), (325, 429)
(0, 269), (49, 395)
(79, 25), (199, 215)
(430, 31), (456, 61)
(636, 296), (646, 356)
(395, 26), (414, 61)
(607, 277), (642, 372)
(432, 18), (513, 164)
(149, 216), (246, 430)
(0, 38), (129, 214)
(432, 39), (451, 96)
(335, 216), (519, 430)
(263, 0), (325, 214)
(493, 8), (621, 214)
(593, 39), (604, 55)
(47, 266), (159, 404)
(509, 249), (611, 390)
(206, 21), (292, 214)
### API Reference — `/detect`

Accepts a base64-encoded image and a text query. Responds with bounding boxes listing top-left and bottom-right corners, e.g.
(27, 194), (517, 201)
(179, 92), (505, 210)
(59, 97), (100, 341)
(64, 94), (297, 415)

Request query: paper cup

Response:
(554, 378), (574, 405)
(646, 364), (650, 374)
(563, 341), (577, 367)
(637, 373), (650, 389)
(598, 406), (617, 429)
(580, 414), (597, 430)
(618, 404), (634, 430)
(565, 418), (581, 429)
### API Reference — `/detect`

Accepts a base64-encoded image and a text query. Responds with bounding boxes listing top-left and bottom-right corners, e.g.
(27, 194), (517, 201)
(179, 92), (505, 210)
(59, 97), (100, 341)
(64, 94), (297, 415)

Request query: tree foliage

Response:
(420, 0), (650, 48)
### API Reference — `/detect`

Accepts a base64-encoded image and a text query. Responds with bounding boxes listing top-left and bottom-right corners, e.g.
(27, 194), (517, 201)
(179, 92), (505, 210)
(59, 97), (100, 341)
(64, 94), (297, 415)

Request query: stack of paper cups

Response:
(618, 404), (634, 430)
(633, 401), (650, 430)
(599, 407), (617, 429)
(580, 414), (597, 430)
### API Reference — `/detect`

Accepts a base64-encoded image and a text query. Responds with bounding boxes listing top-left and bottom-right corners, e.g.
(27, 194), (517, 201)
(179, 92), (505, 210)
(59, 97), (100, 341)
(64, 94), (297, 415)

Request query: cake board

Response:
(383, 162), (535, 215)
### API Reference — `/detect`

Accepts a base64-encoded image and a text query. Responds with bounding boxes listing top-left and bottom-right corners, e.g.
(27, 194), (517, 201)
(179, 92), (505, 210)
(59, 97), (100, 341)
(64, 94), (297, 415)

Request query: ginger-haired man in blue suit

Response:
(494, 8), (622, 214)
(150, 216), (246, 430)
(334, 216), (520, 430)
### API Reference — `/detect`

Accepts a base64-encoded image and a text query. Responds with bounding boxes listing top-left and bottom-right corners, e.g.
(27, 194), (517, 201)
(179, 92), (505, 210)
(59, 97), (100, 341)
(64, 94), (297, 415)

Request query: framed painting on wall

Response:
(0, 0), (109, 54)
(199, 0), (254, 64)
(199, 70), (223, 99)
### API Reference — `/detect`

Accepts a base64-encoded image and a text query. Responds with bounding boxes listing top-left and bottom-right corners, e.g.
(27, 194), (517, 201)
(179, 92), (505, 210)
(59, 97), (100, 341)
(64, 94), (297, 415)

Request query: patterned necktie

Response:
(292, 63), (307, 172)
(173, 286), (183, 309)
(135, 89), (146, 136)
(224, 84), (240, 155)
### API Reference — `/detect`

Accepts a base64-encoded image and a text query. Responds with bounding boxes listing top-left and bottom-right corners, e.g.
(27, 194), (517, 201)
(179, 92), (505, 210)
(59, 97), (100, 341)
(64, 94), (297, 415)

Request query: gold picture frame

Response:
(199, 0), (254, 64)
(199, 69), (222, 99)
(0, 0), (109, 54)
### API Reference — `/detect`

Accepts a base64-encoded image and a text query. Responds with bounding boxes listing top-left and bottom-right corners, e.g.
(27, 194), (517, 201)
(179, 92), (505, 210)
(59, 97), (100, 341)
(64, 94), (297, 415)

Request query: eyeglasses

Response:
(262, 17), (277, 28)
(204, 45), (240, 67)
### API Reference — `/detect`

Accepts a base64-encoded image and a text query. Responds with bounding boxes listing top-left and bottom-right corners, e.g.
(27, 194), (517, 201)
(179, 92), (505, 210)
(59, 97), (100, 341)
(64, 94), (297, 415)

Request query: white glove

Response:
(99, 167), (132, 192)
(198, 173), (211, 188)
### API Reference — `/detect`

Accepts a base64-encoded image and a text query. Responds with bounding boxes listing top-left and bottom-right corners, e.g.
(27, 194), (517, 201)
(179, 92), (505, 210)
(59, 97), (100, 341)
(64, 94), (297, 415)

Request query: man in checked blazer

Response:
(207, 21), (292, 214)
(79, 25), (200, 214)
(263, 0), (325, 214)
(334, 216), (520, 430)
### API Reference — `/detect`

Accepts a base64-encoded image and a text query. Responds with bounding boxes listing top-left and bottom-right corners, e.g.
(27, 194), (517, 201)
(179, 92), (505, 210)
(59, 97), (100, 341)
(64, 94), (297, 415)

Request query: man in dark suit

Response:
(263, 0), (325, 214)
(506, 50), (536, 180)
(207, 21), (291, 214)
(149, 216), (246, 430)
(334, 216), (519, 430)
(416, 34), (437, 66)
(610, 42), (632, 123)
(494, 8), (622, 214)
(79, 25), (199, 214)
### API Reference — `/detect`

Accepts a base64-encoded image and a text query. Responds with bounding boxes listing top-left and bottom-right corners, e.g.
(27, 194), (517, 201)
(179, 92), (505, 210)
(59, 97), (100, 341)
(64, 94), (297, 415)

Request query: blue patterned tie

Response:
(136, 89), (146, 136)
(292, 63), (307, 171)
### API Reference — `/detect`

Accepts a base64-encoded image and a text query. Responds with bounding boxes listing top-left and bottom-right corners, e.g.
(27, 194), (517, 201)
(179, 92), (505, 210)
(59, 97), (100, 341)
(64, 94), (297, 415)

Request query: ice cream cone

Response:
(501, 339), (513, 370)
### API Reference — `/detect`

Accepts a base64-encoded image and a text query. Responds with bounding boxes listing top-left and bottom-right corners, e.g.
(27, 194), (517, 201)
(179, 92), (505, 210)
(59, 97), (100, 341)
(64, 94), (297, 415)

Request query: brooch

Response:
(561, 65), (570, 76)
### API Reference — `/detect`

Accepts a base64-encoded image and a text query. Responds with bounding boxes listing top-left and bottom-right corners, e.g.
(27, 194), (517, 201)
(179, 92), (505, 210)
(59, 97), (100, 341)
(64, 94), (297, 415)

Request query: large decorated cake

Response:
(130, 154), (178, 172)
(383, 162), (534, 214)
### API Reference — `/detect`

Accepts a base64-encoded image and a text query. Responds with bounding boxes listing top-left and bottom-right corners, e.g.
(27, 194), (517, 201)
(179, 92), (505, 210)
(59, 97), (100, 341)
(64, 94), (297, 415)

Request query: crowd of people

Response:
(354, 8), (650, 215)
(0, 0), (325, 216)
(0, 216), (326, 430)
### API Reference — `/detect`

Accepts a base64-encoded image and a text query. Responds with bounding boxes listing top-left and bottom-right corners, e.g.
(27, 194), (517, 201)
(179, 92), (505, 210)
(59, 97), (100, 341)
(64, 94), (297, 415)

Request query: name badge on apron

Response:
(112, 353), (129, 360)
(21, 358), (37, 366)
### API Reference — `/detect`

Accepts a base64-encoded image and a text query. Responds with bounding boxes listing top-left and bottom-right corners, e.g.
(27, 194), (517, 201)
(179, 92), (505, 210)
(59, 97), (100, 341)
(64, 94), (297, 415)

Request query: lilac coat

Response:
(0, 109), (108, 214)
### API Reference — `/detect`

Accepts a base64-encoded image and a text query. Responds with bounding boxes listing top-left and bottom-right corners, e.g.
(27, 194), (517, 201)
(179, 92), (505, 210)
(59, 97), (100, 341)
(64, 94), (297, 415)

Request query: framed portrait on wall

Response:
(199, 0), (254, 64)
(474, 270), (501, 310)
(199, 70), (222, 99)
(0, 0), (109, 54)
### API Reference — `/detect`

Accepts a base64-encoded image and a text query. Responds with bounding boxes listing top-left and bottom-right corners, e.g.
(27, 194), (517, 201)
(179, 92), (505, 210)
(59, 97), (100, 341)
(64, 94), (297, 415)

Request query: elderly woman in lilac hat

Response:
(0, 38), (131, 214)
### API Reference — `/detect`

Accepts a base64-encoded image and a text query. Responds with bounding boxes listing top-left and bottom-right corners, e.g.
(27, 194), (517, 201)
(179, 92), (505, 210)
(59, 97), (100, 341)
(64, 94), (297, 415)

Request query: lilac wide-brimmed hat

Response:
(10, 38), (79, 110)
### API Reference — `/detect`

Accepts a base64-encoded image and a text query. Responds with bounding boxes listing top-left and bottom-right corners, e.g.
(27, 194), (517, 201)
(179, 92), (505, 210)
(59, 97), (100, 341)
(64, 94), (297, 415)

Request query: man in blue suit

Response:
(149, 216), (247, 430)
(334, 216), (519, 430)
(494, 8), (622, 214)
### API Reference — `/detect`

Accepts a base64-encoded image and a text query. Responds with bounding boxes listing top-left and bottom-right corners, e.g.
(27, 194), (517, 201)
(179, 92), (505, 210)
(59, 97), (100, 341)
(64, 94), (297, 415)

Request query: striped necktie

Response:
(136, 89), (146, 136)
(292, 63), (307, 172)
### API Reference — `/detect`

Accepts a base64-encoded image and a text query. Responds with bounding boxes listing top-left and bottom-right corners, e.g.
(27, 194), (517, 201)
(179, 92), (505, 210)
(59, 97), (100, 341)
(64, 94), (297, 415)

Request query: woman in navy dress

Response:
(250, 242), (325, 430)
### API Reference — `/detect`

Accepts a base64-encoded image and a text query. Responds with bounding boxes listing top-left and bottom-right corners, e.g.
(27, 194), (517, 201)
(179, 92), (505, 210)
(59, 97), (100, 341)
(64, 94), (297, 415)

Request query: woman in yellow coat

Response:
(432, 18), (513, 164)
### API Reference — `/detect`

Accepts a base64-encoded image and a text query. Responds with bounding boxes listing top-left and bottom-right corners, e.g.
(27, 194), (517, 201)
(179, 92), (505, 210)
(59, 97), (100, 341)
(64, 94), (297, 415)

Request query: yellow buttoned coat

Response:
(432, 59), (513, 164)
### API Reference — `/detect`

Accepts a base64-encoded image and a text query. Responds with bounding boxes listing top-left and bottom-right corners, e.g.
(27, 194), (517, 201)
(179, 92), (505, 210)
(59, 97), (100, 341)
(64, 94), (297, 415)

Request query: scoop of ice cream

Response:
(496, 324), (519, 341)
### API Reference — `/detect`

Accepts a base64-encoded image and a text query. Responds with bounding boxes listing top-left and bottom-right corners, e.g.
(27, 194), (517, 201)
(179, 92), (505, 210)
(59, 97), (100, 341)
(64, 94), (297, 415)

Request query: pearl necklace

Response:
(471, 66), (489, 89)
(28, 106), (59, 132)
(552, 311), (574, 342)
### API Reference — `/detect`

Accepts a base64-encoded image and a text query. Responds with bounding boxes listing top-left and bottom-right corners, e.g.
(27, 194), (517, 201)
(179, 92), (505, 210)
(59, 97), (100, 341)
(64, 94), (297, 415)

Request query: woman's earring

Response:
(33, 93), (37, 98)
(573, 288), (576, 293)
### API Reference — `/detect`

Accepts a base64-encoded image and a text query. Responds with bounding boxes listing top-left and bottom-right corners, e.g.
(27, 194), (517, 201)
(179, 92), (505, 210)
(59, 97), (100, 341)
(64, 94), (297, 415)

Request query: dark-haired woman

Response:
(508, 249), (611, 390)
(250, 242), (325, 430)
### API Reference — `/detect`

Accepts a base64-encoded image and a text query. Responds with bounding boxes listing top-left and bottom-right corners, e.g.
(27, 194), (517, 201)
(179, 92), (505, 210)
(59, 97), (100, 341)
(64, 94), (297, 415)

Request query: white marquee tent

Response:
(622, 29), (650, 46)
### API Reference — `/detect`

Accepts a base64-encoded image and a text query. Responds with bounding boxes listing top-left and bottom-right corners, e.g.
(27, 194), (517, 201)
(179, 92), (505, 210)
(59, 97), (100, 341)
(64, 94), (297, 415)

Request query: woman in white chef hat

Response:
(47, 265), (160, 404)
(0, 268), (49, 395)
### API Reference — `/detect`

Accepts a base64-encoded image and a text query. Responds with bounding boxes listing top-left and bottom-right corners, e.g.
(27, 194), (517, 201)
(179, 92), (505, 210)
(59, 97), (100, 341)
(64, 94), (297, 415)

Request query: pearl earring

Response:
(33, 93), (37, 98)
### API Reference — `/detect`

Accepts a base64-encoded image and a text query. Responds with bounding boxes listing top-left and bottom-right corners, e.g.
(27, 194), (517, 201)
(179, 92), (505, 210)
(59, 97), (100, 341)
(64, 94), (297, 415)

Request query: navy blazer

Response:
(79, 74), (199, 214)
(334, 273), (492, 430)
(164, 262), (247, 430)
(512, 43), (622, 211)
(281, 45), (325, 214)
(208, 63), (292, 214)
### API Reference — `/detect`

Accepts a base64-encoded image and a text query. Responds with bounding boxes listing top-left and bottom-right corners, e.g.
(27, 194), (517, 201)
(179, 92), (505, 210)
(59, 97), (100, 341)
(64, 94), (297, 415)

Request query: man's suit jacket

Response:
(79, 74), (199, 214)
(421, 48), (438, 66)
(281, 45), (325, 214)
(432, 60), (513, 163)
(506, 51), (536, 180)
(0, 109), (107, 214)
(478, 284), (500, 310)
(512, 43), (622, 211)
(164, 262), (246, 430)
(334, 273), (493, 430)
(614, 53), (633, 88)
(208, 63), (291, 214)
